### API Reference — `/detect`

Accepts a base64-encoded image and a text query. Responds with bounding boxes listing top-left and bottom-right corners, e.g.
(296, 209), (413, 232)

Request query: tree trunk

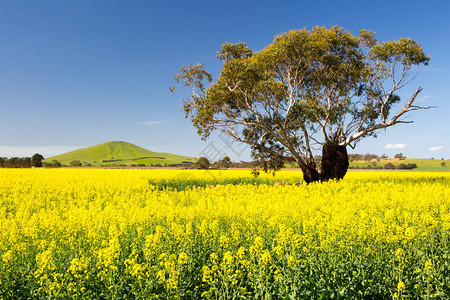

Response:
(319, 141), (349, 181)
(296, 142), (349, 184)
(301, 162), (320, 184)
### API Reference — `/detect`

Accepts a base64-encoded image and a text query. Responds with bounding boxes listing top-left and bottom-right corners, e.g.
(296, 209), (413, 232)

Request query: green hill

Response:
(45, 141), (194, 166)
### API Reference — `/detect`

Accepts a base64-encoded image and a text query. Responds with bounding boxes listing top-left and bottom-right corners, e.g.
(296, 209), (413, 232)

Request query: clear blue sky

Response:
(0, 0), (449, 161)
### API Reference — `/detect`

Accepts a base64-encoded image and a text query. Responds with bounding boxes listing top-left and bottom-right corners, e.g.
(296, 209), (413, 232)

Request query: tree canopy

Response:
(31, 153), (44, 168)
(197, 157), (210, 169)
(173, 26), (430, 183)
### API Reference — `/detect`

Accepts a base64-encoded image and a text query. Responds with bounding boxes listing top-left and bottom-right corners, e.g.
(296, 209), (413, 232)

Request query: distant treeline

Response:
(350, 162), (418, 170)
(0, 156), (92, 168)
(0, 154), (44, 168)
(348, 153), (406, 161)
(192, 156), (419, 170)
(347, 153), (418, 169)
(0, 152), (424, 170)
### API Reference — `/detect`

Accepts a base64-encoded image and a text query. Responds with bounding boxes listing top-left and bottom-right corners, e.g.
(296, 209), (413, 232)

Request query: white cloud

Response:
(138, 120), (168, 125)
(429, 145), (444, 152)
(384, 143), (406, 149)
(0, 145), (82, 158)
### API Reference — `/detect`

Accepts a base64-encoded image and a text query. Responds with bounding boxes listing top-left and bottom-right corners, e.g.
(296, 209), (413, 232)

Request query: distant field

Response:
(92, 156), (191, 167)
(349, 158), (450, 170)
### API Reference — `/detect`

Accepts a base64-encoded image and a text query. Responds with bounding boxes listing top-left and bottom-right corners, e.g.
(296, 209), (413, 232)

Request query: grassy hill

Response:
(45, 141), (194, 166)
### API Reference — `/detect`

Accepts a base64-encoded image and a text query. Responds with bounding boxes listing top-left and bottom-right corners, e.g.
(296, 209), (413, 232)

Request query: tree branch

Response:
(339, 87), (427, 146)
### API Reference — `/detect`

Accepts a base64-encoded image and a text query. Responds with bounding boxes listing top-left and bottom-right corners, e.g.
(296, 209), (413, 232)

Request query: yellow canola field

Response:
(0, 169), (449, 299)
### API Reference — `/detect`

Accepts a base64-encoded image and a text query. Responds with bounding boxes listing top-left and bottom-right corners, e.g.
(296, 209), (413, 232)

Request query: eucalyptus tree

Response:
(172, 26), (430, 183)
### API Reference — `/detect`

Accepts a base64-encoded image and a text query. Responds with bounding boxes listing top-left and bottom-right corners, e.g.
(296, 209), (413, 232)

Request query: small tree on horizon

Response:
(197, 157), (210, 169)
(31, 153), (44, 168)
(54, 160), (62, 167)
(384, 162), (396, 169)
(70, 160), (82, 167)
(394, 153), (406, 160)
(220, 156), (231, 169)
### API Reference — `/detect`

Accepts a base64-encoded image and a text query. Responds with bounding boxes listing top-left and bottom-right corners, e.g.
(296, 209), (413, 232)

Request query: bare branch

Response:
(340, 87), (426, 146)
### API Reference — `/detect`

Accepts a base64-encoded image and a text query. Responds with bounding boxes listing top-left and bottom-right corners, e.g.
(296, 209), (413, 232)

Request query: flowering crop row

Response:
(0, 169), (449, 299)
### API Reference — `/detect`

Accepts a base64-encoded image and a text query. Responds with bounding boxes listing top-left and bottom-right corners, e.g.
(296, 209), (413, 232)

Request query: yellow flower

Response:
(254, 236), (264, 251)
(273, 245), (283, 256)
(259, 250), (272, 267)
(202, 266), (213, 283)
(221, 251), (234, 268)
(237, 246), (246, 259)
(287, 255), (296, 267)
(424, 261), (433, 275)
(210, 252), (218, 264)
(178, 252), (188, 265)
(396, 248), (404, 258)
(274, 269), (282, 282)
(2, 250), (13, 263)
(36, 250), (55, 271)
(396, 281), (406, 299)
(130, 263), (145, 278)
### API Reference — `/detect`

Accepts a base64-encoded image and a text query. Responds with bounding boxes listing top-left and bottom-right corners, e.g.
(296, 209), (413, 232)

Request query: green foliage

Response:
(370, 38), (430, 66)
(43, 160), (62, 168)
(384, 162), (396, 169)
(197, 156), (210, 169)
(395, 153), (406, 159)
(31, 153), (44, 167)
(220, 156), (231, 169)
(70, 160), (82, 167)
(217, 41), (253, 61)
(0, 157), (32, 168)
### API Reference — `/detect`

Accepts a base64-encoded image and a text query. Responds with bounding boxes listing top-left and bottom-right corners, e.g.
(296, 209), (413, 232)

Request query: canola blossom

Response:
(0, 169), (449, 299)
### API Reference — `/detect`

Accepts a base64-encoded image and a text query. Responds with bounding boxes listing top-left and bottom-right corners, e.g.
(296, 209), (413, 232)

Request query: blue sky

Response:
(0, 0), (449, 161)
